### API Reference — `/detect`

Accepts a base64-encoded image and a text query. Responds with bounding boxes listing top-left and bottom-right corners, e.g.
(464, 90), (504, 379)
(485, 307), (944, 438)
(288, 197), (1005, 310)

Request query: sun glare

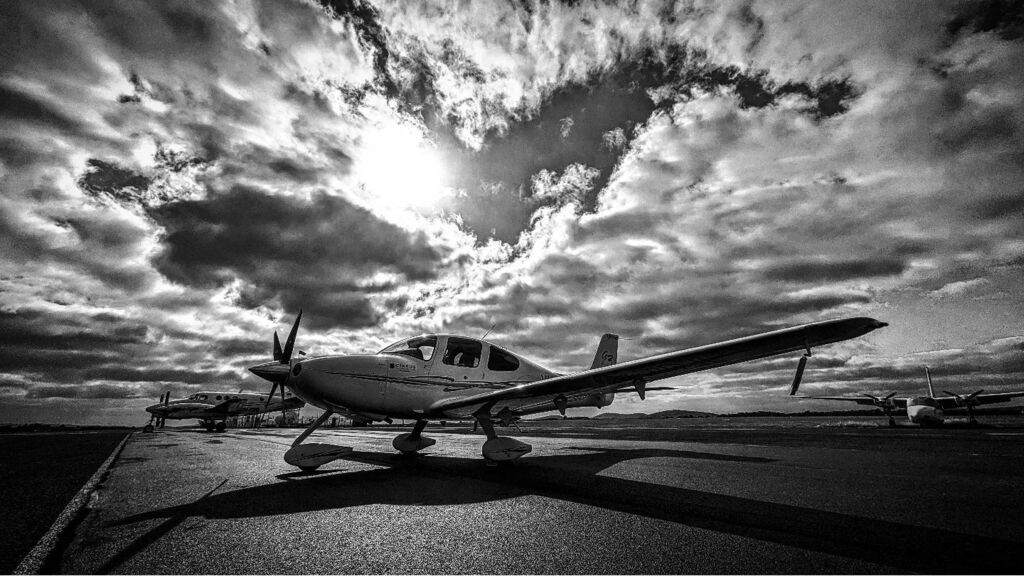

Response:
(355, 121), (449, 211)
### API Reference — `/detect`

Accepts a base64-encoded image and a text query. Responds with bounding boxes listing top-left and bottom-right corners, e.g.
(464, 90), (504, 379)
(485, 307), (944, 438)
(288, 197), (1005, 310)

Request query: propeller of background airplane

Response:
(943, 389), (984, 422)
(159, 391), (169, 428)
(148, 391), (169, 428)
(249, 310), (302, 408)
(863, 391), (898, 410)
(863, 392), (898, 426)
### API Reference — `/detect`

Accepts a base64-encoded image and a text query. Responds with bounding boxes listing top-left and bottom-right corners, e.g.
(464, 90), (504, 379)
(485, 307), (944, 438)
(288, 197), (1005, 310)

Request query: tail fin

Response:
(591, 334), (618, 369)
(924, 366), (935, 398)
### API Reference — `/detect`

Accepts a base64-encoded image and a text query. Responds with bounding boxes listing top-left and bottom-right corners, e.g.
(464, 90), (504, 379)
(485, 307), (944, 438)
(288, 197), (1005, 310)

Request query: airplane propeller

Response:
(160, 391), (169, 428)
(862, 391), (898, 409)
(943, 389), (984, 422)
(249, 310), (302, 408)
(149, 391), (169, 428)
(863, 392), (898, 426)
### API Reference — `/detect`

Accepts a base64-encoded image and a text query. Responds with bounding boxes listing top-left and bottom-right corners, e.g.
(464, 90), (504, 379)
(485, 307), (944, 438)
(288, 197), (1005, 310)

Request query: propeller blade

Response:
(884, 392), (898, 400)
(265, 383), (278, 409)
(942, 390), (961, 399)
(968, 389), (985, 399)
(273, 332), (282, 362)
(789, 355), (808, 395)
(281, 310), (302, 364)
(163, 392), (170, 406)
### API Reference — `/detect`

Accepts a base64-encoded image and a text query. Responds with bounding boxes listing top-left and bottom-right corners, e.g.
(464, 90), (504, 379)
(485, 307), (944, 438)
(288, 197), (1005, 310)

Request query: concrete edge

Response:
(13, 431), (134, 575)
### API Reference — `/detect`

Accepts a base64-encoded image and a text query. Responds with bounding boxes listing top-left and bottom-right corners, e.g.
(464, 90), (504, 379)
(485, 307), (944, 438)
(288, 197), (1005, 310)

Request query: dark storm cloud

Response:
(426, 42), (860, 242)
(26, 384), (143, 399)
(0, 308), (146, 380)
(0, 309), (148, 352)
(78, 159), (153, 204)
(0, 308), (251, 397)
(149, 186), (445, 329)
(0, 84), (83, 133)
(946, 0), (1024, 41)
(314, 0), (396, 96)
(763, 258), (907, 283)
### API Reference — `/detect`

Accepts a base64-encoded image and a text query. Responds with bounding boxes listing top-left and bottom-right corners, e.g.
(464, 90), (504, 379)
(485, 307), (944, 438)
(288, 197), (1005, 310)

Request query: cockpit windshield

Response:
(380, 335), (438, 361)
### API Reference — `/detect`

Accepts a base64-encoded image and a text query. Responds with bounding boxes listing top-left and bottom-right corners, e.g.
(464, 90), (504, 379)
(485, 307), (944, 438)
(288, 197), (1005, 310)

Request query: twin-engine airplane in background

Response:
(144, 389), (305, 432)
(796, 366), (1024, 426)
(249, 311), (887, 471)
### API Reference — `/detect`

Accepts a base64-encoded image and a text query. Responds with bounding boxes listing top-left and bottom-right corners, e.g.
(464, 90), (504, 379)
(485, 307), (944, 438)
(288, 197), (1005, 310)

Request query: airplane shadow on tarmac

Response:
(108, 446), (1021, 574)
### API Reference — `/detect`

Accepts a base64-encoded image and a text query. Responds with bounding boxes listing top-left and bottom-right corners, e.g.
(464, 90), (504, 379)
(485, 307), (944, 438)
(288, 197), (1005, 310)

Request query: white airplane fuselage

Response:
(906, 396), (945, 426)
(145, 391), (305, 422)
(286, 351), (612, 422)
(270, 334), (615, 422)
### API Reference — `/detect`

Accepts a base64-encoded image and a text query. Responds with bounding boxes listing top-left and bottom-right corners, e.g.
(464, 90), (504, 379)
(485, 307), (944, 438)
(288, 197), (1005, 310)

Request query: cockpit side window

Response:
(442, 337), (482, 368)
(381, 336), (437, 361)
(487, 346), (520, 371)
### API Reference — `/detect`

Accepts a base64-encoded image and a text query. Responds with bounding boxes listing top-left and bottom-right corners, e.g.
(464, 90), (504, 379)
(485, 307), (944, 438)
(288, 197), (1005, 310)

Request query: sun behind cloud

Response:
(352, 117), (451, 213)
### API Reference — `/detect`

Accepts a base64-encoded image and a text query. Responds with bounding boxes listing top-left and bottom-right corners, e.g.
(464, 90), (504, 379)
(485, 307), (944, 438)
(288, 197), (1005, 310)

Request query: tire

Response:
(143, 424), (154, 433)
(298, 465), (320, 472)
(215, 422), (226, 432)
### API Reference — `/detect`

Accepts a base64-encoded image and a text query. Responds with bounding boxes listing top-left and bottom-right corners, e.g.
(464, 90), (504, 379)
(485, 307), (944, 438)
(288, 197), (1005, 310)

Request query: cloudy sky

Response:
(2, 0), (1022, 425)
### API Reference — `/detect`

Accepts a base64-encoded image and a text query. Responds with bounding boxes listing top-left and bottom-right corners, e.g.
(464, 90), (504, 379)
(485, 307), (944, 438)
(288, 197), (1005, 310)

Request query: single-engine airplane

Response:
(249, 311), (887, 470)
(144, 389), (305, 432)
(795, 366), (1024, 426)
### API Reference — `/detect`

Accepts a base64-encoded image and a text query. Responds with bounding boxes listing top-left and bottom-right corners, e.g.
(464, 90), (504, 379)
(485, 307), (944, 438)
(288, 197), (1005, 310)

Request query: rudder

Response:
(591, 333), (618, 369)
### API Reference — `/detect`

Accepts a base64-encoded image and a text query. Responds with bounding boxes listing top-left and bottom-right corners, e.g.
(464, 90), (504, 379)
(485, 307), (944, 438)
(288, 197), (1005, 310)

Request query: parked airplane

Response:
(796, 367), (1024, 426)
(143, 389), (305, 432)
(248, 311), (886, 470)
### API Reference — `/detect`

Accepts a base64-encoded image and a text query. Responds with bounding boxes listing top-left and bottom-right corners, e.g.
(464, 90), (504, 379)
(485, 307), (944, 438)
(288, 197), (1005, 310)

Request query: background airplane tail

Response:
(924, 366), (936, 398)
(591, 333), (619, 369)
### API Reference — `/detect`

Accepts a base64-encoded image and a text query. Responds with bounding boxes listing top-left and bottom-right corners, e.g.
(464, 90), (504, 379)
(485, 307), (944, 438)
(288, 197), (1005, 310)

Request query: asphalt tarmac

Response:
(50, 420), (1024, 574)
(0, 430), (129, 574)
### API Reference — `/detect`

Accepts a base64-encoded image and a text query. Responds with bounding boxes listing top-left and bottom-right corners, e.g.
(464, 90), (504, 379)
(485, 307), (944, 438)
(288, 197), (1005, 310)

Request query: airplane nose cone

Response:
(868, 318), (888, 329)
(249, 361), (291, 382)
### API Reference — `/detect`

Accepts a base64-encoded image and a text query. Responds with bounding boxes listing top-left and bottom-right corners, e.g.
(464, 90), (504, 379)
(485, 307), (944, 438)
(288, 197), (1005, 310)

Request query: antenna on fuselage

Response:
(481, 323), (496, 339)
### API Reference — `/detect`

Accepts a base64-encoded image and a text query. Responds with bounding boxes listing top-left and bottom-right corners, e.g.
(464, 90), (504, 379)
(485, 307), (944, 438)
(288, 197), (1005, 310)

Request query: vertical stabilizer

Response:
(591, 334), (619, 369)
(924, 366), (935, 398)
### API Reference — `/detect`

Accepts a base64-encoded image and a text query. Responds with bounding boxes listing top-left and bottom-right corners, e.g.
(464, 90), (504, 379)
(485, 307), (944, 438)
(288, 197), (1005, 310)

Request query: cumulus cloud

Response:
(2, 0), (1023, 424)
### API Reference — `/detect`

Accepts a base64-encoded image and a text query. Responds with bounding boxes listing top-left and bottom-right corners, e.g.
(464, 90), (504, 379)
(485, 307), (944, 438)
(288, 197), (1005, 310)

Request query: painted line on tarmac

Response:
(14, 431), (133, 575)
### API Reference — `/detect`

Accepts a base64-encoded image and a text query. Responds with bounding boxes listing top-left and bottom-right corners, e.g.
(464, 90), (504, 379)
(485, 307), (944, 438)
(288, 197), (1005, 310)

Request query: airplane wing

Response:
(428, 317), (886, 415)
(204, 398), (247, 414)
(796, 396), (909, 408)
(934, 391), (1024, 409)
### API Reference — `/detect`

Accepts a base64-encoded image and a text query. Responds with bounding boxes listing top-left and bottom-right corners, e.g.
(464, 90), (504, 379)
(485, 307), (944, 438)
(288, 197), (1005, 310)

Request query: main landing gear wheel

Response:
(142, 424), (154, 433)
(474, 406), (532, 463)
(215, 421), (226, 432)
(392, 420), (436, 454)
